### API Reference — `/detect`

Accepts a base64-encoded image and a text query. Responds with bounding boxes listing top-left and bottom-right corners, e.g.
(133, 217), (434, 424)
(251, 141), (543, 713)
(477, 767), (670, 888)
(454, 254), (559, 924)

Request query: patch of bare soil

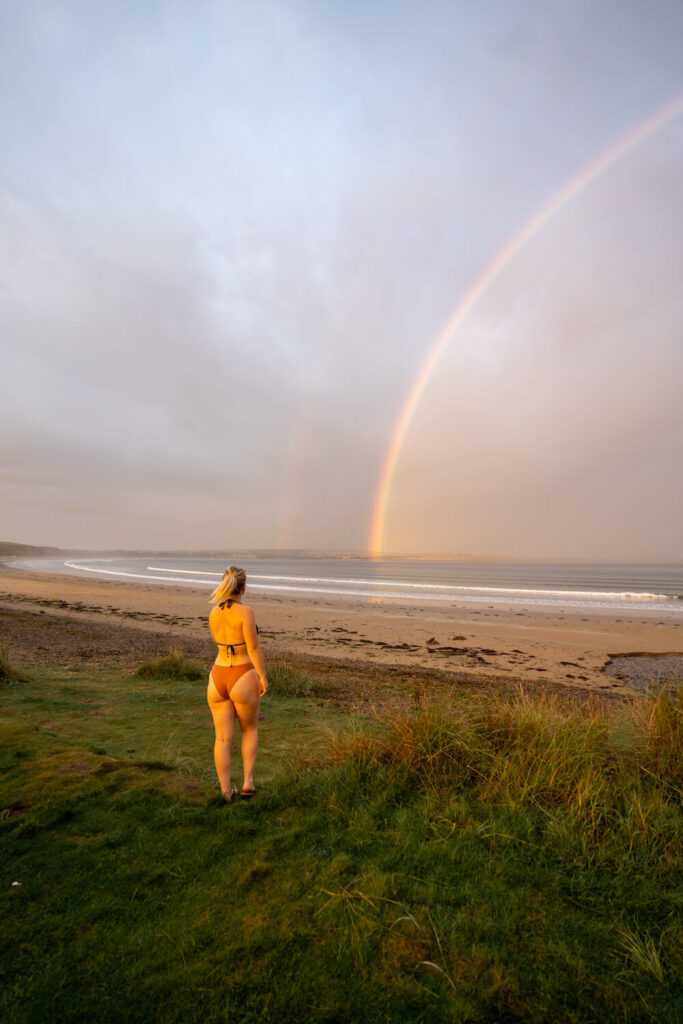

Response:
(0, 605), (214, 671)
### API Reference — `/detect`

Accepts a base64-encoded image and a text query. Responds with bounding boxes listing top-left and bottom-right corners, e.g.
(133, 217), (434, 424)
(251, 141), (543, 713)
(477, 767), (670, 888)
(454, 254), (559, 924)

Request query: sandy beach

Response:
(2, 562), (682, 698)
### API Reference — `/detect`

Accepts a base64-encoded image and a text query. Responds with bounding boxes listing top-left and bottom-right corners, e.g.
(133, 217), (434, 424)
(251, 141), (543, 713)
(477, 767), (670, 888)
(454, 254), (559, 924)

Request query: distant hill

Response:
(0, 543), (514, 562)
(0, 541), (63, 557)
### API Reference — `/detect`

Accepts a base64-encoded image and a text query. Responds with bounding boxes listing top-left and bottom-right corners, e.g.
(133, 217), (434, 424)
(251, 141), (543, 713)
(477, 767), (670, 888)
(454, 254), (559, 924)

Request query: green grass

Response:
(1, 666), (681, 1023)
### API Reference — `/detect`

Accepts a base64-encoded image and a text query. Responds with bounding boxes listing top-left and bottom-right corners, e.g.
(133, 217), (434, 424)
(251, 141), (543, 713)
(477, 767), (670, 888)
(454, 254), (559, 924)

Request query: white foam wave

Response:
(61, 560), (676, 607)
(147, 566), (221, 576)
(144, 565), (670, 601)
(64, 562), (215, 586)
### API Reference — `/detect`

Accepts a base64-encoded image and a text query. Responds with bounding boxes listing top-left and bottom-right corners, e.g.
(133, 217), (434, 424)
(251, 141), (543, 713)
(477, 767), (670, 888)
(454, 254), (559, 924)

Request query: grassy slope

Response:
(1, 665), (681, 1024)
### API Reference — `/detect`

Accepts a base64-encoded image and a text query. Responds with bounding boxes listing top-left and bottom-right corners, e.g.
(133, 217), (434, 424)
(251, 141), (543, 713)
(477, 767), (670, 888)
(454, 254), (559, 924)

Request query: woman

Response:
(207, 566), (268, 801)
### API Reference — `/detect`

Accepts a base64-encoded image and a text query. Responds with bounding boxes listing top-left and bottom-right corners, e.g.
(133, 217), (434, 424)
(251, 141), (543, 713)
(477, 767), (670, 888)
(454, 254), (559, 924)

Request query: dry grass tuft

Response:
(630, 681), (682, 791)
(0, 642), (27, 683)
(267, 660), (314, 697)
(615, 926), (665, 983)
(134, 647), (205, 681)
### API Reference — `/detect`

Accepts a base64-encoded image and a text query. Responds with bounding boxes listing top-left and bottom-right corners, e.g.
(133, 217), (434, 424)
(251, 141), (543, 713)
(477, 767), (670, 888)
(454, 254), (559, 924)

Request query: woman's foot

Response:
(222, 787), (239, 802)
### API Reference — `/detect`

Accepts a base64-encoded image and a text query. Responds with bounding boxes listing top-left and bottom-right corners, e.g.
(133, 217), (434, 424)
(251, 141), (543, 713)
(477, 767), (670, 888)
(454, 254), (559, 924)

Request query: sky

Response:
(1, 0), (682, 560)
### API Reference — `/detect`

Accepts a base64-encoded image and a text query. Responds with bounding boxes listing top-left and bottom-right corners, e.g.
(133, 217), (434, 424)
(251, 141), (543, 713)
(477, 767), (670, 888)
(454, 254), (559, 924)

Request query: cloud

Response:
(1, 0), (682, 555)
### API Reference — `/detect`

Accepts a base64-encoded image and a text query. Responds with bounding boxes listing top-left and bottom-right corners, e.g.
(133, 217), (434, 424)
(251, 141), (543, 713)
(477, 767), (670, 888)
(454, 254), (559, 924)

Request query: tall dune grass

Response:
(631, 678), (682, 787)
(311, 683), (682, 820)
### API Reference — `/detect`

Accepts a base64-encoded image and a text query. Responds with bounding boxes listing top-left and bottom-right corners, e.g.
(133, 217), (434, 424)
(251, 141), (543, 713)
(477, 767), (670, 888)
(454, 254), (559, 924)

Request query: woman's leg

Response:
(207, 676), (236, 797)
(229, 669), (261, 792)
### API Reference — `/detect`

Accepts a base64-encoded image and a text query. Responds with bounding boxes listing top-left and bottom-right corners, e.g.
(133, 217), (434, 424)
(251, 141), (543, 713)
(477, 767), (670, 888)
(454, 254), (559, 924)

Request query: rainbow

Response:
(369, 94), (683, 558)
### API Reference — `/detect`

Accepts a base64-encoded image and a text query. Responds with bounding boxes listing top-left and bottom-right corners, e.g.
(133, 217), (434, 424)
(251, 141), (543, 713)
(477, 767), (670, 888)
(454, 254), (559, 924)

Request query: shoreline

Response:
(2, 563), (682, 696)
(11, 556), (682, 611)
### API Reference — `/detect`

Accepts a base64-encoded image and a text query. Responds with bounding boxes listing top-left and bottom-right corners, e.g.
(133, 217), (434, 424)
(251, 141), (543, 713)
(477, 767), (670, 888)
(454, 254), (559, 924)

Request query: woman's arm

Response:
(243, 607), (268, 695)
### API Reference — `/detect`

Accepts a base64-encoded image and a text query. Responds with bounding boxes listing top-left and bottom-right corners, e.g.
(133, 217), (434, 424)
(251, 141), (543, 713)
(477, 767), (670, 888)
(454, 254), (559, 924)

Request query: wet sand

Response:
(1, 563), (681, 697)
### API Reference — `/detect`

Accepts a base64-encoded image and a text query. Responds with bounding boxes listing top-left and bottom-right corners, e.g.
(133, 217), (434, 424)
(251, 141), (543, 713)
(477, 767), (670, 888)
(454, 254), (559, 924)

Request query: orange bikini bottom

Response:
(210, 662), (256, 700)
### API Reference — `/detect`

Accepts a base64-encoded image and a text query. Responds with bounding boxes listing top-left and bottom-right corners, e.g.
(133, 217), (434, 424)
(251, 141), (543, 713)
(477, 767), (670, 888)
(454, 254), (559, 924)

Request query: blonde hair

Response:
(209, 565), (247, 605)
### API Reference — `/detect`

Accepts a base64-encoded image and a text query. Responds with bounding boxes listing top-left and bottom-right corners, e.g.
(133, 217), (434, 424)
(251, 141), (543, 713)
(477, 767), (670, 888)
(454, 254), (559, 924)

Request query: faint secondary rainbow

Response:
(369, 94), (683, 558)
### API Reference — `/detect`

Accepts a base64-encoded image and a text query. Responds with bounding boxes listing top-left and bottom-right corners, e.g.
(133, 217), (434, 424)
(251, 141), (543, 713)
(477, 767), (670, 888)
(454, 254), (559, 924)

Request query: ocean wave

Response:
(59, 560), (677, 607)
(144, 565), (671, 601)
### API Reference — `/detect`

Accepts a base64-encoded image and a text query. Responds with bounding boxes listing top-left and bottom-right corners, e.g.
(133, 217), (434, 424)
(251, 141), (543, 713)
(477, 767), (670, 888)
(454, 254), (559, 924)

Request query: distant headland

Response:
(0, 541), (519, 563)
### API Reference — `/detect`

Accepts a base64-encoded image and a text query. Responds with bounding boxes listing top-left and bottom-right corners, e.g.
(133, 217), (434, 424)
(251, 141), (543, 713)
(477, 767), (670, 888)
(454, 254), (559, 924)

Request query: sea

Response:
(16, 556), (683, 613)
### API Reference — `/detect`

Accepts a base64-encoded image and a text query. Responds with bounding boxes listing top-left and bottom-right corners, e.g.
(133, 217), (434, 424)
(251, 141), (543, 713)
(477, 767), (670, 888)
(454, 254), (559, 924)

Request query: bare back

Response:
(210, 602), (253, 666)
